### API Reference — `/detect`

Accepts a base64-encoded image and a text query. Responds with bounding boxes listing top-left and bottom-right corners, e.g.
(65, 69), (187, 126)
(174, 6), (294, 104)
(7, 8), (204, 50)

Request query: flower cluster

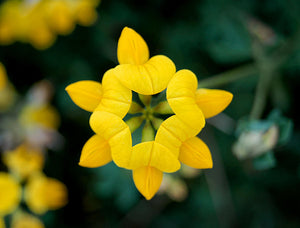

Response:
(66, 27), (233, 200)
(0, 64), (67, 228)
(0, 0), (100, 49)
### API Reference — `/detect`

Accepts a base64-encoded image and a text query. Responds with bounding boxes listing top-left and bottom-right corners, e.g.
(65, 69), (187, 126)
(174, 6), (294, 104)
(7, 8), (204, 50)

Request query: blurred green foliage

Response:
(1, 0), (300, 227)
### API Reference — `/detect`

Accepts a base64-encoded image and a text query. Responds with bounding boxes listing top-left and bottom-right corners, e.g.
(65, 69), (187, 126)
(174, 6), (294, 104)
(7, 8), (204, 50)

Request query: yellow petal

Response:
(90, 111), (132, 168)
(117, 27), (149, 65)
(3, 144), (44, 180)
(25, 174), (67, 214)
(114, 55), (176, 95)
(155, 115), (201, 157)
(195, 89), (233, 118)
(179, 137), (213, 169)
(133, 166), (163, 200)
(94, 69), (132, 118)
(65, 80), (102, 112)
(129, 141), (180, 173)
(167, 69), (205, 130)
(0, 172), (21, 216)
(79, 135), (112, 168)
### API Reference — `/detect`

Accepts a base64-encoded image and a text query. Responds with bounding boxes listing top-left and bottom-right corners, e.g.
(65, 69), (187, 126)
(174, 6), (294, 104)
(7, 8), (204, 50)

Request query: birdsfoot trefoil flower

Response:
(66, 27), (233, 200)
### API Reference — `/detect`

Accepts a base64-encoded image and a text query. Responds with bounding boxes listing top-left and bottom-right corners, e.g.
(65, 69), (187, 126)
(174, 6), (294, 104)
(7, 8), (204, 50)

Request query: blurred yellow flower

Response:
(19, 104), (60, 130)
(0, 62), (7, 90)
(12, 211), (44, 228)
(45, 0), (75, 35)
(74, 0), (100, 26)
(0, 63), (16, 111)
(25, 174), (67, 214)
(0, 172), (21, 216)
(114, 27), (176, 95)
(2, 144), (44, 180)
(0, 0), (100, 49)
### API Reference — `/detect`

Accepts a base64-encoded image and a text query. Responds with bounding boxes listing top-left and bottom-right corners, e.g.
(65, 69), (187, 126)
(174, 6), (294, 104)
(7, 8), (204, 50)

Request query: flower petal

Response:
(155, 115), (201, 157)
(167, 69), (205, 130)
(179, 137), (213, 169)
(65, 80), (102, 112)
(0, 172), (21, 215)
(129, 141), (180, 173)
(133, 166), (163, 200)
(195, 89), (233, 118)
(79, 134), (112, 168)
(117, 27), (149, 65)
(95, 69), (132, 118)
(114, 55), (176, 95)
(90, 111), (132, 168)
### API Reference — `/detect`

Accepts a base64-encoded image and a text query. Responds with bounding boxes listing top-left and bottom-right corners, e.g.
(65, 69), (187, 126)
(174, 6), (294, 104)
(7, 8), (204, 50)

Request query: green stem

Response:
(249, 65), (275, 119)
(249, 39), (279, 120)
(197, 63), (258, 88)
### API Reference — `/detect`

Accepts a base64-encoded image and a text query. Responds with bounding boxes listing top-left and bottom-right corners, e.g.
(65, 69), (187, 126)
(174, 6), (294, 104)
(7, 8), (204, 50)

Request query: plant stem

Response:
(197, 63), (258, 88)
(249, 40), (277, 120)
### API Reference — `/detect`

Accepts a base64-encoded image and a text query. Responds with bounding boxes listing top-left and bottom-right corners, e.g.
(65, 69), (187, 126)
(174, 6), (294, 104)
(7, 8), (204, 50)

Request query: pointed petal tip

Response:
(133, 166), (163, 200)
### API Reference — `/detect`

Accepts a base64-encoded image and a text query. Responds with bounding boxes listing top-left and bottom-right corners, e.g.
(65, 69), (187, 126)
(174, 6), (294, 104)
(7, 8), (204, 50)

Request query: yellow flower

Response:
(65, 27), (233, 200)
(0, 172), (21, 216)
(74, 0), (100, 26)
(0, 0), (20, 45)
(25, 174), (67, 214)
(19, 104), (60, 130)
(2, 144), (44, 180)
(113, 27), (176, 95)
(12, 211), (45, 228)
(45, 0), (75, 35)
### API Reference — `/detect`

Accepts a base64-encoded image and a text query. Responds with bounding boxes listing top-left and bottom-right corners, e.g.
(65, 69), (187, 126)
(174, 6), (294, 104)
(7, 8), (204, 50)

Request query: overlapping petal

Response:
(66, 69), (132, 117)
(117, 27), (149, 65)
(79, 134), (112, 168)
(133, 166), (163, 200)
(195, 89), (233, 119)
(155, 115), (203, 157)
(167, 69), (205, 131)
(94, 69), (132, 118)
(129, 141), (180, 173)
(179, 137), (213, 169)
(89, 111), (132, 168)
(65, 80), (102, 112)
(114, 55), (176, 95)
